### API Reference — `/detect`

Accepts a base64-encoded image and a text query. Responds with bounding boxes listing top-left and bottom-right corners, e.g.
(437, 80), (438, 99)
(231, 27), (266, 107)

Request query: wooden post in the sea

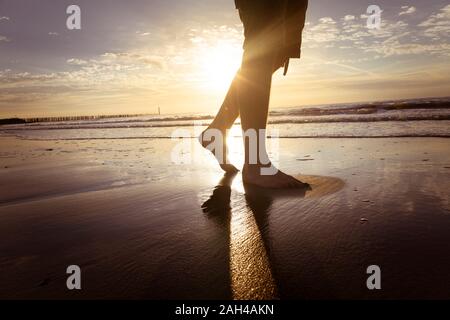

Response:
(158, 107), (161, 115)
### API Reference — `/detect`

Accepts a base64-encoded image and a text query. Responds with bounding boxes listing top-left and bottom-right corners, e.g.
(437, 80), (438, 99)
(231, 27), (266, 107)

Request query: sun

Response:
(198, 41), (242, 92)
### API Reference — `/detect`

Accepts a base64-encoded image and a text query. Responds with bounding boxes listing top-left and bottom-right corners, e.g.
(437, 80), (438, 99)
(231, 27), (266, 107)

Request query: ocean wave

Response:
(4, 134), (450, 141)
(1, 98), (449, 140)
(1, 113), (449, 131)
(1, 97), (449, 129)
(2, 120), (450, 140)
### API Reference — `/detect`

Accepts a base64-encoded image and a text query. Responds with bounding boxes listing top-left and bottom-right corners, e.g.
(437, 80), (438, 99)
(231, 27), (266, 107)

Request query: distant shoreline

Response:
(1, 96), (449, 125)
(0, 118), (26, 125)
(0, 113), (155, 125)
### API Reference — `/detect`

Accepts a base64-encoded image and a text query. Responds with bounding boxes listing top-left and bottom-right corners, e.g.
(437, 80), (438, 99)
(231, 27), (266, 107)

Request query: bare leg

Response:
(208, 74), (240, 131)
(200, 47), (309, 188)
(239, 49), (309, 188)
(199, 72), (241, 173)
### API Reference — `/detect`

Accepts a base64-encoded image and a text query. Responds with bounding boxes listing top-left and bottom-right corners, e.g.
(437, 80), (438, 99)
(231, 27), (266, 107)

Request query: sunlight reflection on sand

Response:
(230, 200), (278, 300)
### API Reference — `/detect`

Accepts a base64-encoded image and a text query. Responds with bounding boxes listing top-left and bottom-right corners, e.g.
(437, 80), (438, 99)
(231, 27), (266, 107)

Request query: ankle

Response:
(206, 124), (227, 133)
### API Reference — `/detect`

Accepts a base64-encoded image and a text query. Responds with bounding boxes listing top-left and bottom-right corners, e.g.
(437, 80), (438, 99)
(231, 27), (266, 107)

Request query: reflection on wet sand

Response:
(201, 172), (236, 299)
(229, 188), (278, 300)
(203, 173), (315, 300)
(230, 185), (308, 299)
(2, 136), (450, 299)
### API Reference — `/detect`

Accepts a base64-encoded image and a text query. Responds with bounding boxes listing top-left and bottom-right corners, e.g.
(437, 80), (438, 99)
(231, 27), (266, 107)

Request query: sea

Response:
(1, 97), (449, 140)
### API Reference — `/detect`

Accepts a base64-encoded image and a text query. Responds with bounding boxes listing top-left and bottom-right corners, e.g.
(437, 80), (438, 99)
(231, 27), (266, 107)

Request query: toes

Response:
(288, 176), (309, 189)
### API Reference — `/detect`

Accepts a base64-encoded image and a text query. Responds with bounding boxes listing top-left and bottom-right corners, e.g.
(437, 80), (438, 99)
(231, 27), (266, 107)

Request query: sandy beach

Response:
(2, 0), (450, 307)
(0, 135), (449, 299)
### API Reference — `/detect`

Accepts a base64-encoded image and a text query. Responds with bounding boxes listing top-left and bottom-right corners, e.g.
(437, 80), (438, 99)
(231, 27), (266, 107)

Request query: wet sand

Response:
(0, 136), (449, 299)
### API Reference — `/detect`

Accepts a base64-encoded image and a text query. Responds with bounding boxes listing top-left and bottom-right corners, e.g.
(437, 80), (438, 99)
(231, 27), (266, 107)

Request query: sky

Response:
(0, 0), (449, 117)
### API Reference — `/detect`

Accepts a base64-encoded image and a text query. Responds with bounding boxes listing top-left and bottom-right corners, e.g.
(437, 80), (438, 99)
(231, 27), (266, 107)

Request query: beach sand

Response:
(0, 136), (449, 299)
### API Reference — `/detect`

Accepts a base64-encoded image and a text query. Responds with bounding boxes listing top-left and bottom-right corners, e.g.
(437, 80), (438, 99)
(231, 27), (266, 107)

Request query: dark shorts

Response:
(238, 0), (308, 69)
(238, 1), (284, 56)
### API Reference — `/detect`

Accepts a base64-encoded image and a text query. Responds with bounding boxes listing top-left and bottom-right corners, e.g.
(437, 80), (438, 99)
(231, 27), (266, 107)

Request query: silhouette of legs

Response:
(200, 7), (308, 187)
(201, 49), (309, 188)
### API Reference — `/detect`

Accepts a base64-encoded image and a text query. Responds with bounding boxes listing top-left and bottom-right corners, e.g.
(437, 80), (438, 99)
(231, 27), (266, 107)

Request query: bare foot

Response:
(199, 128), (239, 173)
(242, 164), (310, 189)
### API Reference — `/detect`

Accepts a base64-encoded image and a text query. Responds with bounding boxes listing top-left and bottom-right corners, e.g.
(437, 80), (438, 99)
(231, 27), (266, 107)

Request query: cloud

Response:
(399, 6), (416, 16)
(0, 22), (245, 115)
(0, 85), (93, 104)
(136, 31), (151, 36)
(48, 32), (59, 36)
(365, 41), (450, 57)
(0, 23), (242, 109)
(67, 58), (88, 66)
(304, 17), (339, 44)
(0, 71), (59, 84)
(0, 16), (10, 21)
(418, 4), (450, 39)
(301, 8), (450, 59)
(419, 4), (450, 27)
(0, 35), (10, 42)
(0, 48), (171, 108)
(343, 15), (355, 21)
(101, 52), (165, 69)
(2, 8), (449, 116)
(304, 14), (410, 51)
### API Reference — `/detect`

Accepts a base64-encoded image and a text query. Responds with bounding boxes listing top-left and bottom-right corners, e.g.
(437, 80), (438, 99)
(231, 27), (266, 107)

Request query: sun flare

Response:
(198, 42), (242, 92)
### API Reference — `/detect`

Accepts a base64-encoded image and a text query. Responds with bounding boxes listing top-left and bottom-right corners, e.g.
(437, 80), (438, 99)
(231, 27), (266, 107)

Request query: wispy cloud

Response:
(136, 31), (151, 36)
(305, 17), (339, 44)
(67, 58), (88, 66)
(399, 6), (417, 16)
(419, 4), (450, 27)
(418, 4), (450, 39)
(343, 15), (355, 21)
(303, 4), (449, 58)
